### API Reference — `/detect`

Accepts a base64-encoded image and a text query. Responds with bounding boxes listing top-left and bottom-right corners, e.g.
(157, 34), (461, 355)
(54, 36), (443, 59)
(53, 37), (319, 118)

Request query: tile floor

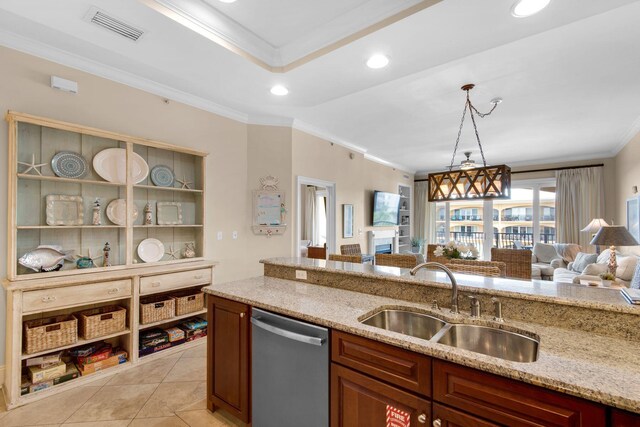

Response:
(0, 344), (245, 427)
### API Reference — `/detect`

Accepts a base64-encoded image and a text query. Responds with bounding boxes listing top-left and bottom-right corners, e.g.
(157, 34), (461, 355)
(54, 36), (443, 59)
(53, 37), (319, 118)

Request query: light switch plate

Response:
(232, 231), (238, 239)
(295, 270), (307, 280)
(217, 231), (223, 240)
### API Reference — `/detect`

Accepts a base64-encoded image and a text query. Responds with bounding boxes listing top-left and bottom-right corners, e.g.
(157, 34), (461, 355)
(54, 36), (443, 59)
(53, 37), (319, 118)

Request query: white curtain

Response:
(304, 186), (316, 242)
(555, 167), (604, 250)
(414, 181), (437, 246)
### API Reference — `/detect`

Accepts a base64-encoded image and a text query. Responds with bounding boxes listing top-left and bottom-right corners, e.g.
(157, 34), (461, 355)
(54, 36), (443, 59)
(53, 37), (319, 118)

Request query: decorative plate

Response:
(45, 195), (84, 226)
(51, 152), (88, 179)
(137, 238), (165, 263)
(157, 202), (183, 225)
(106, 199), (139, 226)
(150, 165), (175, 187)
(93, 148), (149, 184)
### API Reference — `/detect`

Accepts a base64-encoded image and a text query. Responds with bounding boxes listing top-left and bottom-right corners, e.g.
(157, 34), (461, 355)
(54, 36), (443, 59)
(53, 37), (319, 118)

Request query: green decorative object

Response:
(76, 257), (95, 269)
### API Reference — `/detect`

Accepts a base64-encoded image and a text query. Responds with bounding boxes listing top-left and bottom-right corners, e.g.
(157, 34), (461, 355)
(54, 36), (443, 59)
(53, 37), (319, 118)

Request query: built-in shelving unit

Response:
(3, 112), (215, 410)
(398, 184), (412, 251)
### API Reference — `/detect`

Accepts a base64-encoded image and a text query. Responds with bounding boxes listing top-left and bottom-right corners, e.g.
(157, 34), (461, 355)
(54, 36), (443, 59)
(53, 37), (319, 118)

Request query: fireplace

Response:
(368, 229), (399, 255)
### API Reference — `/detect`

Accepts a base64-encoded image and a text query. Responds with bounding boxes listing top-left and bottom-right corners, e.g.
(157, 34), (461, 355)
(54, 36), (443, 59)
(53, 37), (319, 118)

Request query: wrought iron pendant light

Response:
(428, 84), (511, 202)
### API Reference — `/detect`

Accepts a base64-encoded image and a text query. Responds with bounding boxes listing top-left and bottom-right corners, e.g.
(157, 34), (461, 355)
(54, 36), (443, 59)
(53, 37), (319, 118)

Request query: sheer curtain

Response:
(414, 181), (437, 246)
(555, 167), (604, 249)
(304, 186), (316, 242)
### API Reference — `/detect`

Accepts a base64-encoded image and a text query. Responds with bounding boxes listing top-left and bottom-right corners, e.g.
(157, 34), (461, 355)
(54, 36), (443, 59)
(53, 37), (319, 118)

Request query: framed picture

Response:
(343, 204), (354, 238)
(627, 196), (640, 242)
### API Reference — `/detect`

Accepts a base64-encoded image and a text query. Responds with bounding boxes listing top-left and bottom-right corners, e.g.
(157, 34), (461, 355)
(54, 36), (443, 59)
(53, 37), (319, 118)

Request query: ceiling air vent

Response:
(84, 7), (145, 42)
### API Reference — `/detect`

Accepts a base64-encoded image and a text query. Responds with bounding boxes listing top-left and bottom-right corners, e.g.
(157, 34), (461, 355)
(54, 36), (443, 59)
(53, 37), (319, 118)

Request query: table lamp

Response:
(581, 218), (609, 253)
(590, 226), (638, 277)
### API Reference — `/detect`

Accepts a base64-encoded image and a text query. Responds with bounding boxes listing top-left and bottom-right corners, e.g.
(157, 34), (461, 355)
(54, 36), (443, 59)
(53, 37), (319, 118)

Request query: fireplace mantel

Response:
(367, 229), (399, 254)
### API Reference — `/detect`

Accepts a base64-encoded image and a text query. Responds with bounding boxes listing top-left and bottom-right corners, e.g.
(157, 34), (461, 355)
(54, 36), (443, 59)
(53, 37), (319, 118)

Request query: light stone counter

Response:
(203, 274), (640, 414)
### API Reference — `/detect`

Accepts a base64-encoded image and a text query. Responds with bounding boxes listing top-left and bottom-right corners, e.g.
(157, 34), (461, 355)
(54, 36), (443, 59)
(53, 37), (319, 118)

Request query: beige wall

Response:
(292, 130), (413, 253)
(615, 131), (640, 227)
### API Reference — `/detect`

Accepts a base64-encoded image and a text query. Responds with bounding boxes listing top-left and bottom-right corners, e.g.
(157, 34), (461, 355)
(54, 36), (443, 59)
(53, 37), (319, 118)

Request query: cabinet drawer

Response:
(140, 268), (211, 295)
(433, 360), (606, 427)
(332, 331), (431, 397)
(432, 403), (499, 427)
(23, 280), (132, 312)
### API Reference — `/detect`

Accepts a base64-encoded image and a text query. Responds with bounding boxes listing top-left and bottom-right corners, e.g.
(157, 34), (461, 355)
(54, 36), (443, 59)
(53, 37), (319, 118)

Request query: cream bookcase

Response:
(3, 112), (215, 409)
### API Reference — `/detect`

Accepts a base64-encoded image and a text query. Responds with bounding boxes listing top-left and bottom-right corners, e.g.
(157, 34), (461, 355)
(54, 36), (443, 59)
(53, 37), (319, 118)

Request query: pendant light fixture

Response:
(428, 84), (511, 202)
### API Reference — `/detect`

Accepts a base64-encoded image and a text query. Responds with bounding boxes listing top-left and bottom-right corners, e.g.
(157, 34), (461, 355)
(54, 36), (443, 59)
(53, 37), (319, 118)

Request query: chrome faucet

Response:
(468, 295), (481, 317)
(410, 262), (459, 314)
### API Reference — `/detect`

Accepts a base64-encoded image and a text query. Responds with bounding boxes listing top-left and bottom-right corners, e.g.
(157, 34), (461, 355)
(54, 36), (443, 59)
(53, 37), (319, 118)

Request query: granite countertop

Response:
(262, 257), (638, 314)
(203, 275), (640, 414)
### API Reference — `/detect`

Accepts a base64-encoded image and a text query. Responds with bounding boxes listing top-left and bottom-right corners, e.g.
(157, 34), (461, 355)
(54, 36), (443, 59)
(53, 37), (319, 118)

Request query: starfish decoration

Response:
(165, 245), (180, 260)
(176, 175), (193, 190)
(18, 154), (47, 176)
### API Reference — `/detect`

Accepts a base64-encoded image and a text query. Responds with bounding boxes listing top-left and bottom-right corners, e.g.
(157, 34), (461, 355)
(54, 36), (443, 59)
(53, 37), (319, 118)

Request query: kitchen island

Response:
(203, 258), (640, 426)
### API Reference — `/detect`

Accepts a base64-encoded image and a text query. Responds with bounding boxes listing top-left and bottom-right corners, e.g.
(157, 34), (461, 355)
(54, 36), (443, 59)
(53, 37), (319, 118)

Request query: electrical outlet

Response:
(217, 231), (223, 240)
(232, 231), (238, 239)
(295, 270), (307, 280)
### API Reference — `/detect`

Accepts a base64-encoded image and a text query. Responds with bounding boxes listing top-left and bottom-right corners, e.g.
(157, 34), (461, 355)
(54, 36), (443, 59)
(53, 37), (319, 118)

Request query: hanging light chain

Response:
(449, 85), (499, 169)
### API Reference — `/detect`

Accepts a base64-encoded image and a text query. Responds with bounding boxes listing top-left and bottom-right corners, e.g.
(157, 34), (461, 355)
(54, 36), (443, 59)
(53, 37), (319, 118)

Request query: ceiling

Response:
(1, 0), (639, 173)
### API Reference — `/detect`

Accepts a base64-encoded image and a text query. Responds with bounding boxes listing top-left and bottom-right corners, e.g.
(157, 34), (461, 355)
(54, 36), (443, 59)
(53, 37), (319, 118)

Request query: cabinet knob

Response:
(240, 312), (245, 318)
(107, 288), (119, 295)
(432, 418), (441, 427)
(41, 295), (56, 303)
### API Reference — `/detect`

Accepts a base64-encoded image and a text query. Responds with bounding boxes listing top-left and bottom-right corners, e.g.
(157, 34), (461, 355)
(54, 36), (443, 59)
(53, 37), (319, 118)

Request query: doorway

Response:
(296, 176), (336, 258)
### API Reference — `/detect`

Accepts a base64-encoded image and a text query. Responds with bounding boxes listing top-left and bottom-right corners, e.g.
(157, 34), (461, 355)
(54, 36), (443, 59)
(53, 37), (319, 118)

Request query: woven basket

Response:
(77, 305), (127, 340)
(24, 315), (78, 355)
(140, 296), (175, 324)
(174, 290), (205, 316)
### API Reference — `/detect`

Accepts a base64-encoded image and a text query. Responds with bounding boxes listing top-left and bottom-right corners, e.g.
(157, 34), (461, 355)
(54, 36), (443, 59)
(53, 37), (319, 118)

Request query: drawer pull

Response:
(41, 296), (57, 303)
(432, 418), (441, 427)
(107, 288), (120, 295)
(417, 414), (427, 424)
(151, 282), (161, 287)
(194, 274), (204, 279)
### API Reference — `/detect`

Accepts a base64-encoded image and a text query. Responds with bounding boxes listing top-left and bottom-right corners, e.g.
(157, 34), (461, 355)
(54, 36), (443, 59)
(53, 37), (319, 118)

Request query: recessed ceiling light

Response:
(511, 0), (551, 17)
(218, 0), (237, 3)
(366, 54), (389, 69)
(270, 85), (289, 96)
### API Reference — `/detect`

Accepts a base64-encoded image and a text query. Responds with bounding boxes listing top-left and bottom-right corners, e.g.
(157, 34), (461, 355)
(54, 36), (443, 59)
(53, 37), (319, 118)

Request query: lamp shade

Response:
(590, 225), (639, 246)
(581, 218), (609, 233)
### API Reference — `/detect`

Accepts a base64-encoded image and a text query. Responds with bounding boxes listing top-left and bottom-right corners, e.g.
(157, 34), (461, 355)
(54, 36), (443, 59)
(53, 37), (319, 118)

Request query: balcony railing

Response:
(450, 215), (482, 221)
(500, 215), (556, 222)
(435, 232), (556, 249)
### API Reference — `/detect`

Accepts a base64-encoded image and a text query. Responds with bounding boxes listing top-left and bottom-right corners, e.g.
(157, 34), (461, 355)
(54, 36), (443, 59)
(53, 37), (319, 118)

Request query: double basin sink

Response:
(361, 309), (539, 363)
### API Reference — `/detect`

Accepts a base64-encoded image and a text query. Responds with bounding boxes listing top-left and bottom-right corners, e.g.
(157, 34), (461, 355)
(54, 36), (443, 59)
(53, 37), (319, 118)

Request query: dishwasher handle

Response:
(251, 317), (326, 346)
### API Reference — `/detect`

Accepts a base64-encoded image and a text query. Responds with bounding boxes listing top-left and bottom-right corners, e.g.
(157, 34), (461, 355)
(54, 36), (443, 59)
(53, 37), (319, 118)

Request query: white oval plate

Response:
(106, 199), (139, 226)
(138, 238), (165, 263)
(93, 148), (149, 184)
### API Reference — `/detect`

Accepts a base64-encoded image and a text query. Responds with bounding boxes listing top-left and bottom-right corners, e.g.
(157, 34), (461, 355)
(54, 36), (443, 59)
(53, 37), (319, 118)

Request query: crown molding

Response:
(247, 115), (295, 127)
(612, 113), (640, 156)
(292, 119), (366, 153)
(0, 27), (249, 123)
(364, 153), (415, 174)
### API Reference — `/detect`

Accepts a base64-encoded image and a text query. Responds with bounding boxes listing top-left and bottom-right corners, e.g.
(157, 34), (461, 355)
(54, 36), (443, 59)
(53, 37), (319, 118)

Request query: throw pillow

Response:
(597, 249), (617, 265)
(533, 243), (559, 264)
(582, 263), (608, 276)
(630, 262), (640, 289)
(571, 252), (598, 273)
(615, 255), (638, 281)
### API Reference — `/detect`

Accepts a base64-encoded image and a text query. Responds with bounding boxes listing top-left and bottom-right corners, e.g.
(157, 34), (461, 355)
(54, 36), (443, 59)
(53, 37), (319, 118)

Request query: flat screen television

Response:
(372, 191), (400, 226)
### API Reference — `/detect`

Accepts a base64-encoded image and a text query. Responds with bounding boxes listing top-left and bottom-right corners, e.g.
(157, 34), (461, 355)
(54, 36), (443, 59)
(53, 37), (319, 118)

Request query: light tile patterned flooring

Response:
(0, 344), (245, 427)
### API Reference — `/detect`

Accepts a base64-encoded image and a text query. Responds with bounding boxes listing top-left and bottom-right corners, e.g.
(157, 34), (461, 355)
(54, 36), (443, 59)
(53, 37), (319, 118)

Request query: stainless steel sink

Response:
(361, 309), (447, 341)
(435, 324), (539, 363)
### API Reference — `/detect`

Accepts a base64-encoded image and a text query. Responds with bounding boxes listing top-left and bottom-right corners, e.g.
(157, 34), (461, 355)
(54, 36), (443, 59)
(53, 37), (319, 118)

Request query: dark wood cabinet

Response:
(611, 409), (640, 426)
(331, 363), (431, 427)
(433, 360), (606, 427)
(432, 403), (500, 427)
(207, 296), (251, 423)
(332, 331), (431, 397)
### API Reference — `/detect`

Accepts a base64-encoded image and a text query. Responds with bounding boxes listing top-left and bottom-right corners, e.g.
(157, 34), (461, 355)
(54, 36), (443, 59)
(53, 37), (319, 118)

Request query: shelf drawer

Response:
(140, 268), (211, 295)
(23, 280), (132, 313)
(332, 331), (431, 397)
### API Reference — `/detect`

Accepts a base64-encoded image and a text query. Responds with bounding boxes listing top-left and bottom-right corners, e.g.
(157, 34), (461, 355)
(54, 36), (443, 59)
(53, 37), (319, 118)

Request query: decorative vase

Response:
(92, 199), (101, 226)
(183, 242), (196, 258)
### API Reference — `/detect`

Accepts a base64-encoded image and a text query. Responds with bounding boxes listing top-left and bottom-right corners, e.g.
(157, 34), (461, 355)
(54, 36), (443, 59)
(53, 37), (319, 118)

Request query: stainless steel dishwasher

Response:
(251, 308), (329, 427)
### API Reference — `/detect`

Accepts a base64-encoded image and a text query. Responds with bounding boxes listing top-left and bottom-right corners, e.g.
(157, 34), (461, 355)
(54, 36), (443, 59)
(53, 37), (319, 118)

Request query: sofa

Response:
(553, 249), (638, 287)
(531, 243), (581, 280)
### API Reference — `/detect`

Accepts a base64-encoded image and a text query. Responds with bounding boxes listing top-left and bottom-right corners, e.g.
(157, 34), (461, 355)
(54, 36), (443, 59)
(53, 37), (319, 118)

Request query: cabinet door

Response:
(207, 296), (250, 423)
(432, 403), (499, 427)
(611, 409), (640, 426)
(332, 363), (430, 427)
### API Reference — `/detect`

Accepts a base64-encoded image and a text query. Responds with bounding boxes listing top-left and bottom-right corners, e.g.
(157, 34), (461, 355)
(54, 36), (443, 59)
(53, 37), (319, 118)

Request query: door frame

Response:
(296, 176), (336, 257)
